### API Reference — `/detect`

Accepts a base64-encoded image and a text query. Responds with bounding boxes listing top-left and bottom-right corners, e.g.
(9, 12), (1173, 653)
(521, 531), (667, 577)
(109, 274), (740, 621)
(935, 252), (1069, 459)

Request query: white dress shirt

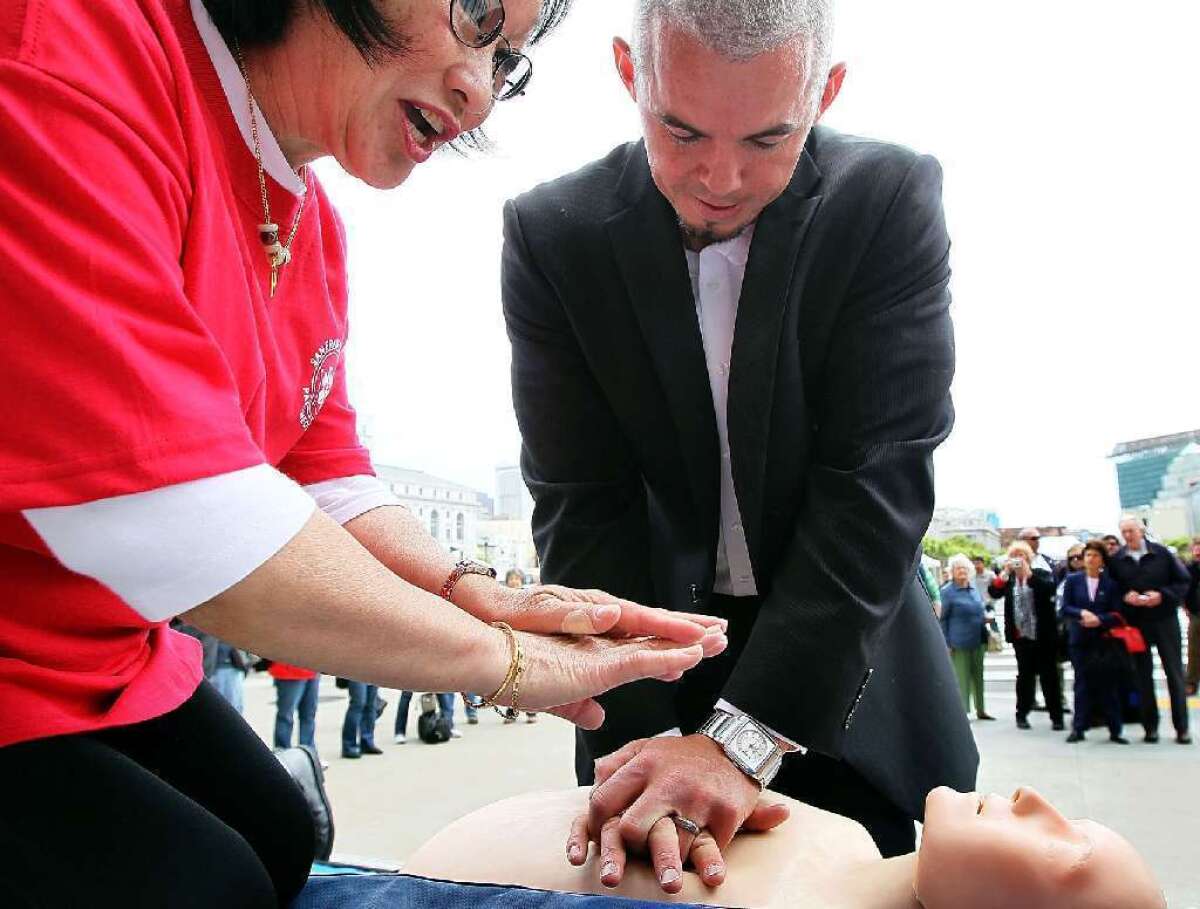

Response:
(685, 227), (758, 598)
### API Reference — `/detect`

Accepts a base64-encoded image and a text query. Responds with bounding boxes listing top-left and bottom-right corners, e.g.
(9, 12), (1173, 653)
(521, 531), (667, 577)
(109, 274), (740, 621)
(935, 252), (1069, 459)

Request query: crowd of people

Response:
(934, 522), (1199, 746)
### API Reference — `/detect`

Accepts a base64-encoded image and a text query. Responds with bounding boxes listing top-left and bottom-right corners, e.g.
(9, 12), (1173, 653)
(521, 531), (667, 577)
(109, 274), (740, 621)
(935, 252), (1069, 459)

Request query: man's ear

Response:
(613, 37), (638, 102)
(814, 62), (847, 121)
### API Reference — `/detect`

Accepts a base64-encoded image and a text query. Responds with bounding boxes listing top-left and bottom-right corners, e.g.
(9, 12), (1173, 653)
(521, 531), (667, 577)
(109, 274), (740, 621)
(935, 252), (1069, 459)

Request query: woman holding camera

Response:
(989, 542), (1062, 730)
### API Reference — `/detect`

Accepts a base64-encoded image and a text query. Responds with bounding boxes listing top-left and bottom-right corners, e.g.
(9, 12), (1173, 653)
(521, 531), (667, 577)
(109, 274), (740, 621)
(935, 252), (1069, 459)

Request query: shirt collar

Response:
(686, 224), (756, 268)
(190, 0), (307, 197)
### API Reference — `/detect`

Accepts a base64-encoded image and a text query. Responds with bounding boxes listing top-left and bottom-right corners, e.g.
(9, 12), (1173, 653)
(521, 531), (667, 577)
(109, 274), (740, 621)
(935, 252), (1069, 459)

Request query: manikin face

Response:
(613, 23), (844, 249)
(1120, 520), (1145, 549)
(916, 787), (1164, 909)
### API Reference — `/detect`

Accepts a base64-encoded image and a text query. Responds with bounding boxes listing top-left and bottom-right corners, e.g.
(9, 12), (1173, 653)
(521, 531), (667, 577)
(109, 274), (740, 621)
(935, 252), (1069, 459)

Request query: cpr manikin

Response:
(404, 787), (1164, 909)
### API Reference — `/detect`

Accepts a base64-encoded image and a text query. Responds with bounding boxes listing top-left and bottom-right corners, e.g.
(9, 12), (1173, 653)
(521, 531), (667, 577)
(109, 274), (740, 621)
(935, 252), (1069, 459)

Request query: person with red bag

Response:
(1059, 540), (1128, 744)
(1106, 517), (1193, 745)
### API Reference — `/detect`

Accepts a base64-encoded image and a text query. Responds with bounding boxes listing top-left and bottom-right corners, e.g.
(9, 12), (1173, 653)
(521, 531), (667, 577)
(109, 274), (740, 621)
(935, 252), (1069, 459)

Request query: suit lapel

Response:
(605, 147), (720, 533)
(728, 150), (823, 555)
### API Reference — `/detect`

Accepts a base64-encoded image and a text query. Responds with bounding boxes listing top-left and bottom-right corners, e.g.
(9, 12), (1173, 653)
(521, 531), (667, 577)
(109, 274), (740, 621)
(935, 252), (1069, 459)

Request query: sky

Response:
(317, 0), (1200, 533)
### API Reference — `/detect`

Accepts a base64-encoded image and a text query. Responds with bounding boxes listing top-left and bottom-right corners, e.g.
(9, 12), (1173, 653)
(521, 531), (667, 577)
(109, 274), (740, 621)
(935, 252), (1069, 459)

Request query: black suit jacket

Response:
(501, 127), (978, 820)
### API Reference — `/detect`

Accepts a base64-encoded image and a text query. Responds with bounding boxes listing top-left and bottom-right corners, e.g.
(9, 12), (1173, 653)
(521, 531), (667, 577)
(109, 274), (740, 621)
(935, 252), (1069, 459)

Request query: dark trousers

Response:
(342, 681), (378, 752)
(577, 594), (915, 858)
(1013, 637), (1062, 725)
(1068, 646), (1122, 737)
(1134, 613), (1190, 735)
(0, 683), (314, 907)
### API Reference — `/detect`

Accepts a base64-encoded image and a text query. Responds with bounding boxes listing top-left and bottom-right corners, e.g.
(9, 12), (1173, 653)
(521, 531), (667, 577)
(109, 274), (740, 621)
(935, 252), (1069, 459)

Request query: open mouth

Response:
(401, 101), (450, 153)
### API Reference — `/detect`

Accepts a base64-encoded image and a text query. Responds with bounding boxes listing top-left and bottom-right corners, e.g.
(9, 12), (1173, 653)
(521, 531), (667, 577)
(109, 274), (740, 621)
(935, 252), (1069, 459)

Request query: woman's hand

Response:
(455, 578), (727, 646)
(513, 631), (726, 729)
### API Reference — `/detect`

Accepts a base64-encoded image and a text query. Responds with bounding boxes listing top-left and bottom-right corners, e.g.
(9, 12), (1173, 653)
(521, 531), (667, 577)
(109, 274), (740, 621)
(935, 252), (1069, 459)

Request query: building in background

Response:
(1109, 429), (1200, 538)
(927, 507), (1003, 552)
(493, 464), (534, 522)
(478, 465), (539, 578)
(373, 464), (487, 561)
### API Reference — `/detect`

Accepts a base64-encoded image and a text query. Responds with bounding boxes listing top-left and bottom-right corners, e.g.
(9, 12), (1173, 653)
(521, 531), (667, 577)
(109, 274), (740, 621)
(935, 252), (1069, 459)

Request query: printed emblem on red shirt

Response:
(300, 339), (343, 430)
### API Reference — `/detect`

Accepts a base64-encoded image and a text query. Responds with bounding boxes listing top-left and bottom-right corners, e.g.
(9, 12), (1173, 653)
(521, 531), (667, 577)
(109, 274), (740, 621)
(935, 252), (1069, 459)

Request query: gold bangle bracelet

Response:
(467, 622), (519, 710)
(496, 630), (526, 720)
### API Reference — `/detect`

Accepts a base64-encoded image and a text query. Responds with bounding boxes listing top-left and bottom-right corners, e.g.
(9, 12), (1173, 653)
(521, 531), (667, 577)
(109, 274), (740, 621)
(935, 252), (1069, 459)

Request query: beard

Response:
(678, 215), (753, 251)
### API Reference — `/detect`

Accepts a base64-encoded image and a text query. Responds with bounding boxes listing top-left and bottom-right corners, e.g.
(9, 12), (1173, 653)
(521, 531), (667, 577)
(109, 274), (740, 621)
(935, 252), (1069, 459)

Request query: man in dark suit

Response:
(502, 0), (977, 892)
(1107, 517), (1193, 744)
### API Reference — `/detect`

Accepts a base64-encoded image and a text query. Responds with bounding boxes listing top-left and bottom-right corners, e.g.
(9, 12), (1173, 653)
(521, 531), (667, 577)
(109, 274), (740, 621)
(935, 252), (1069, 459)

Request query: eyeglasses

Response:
(449, 0), (534, 101)
(1069, 554), (1083, 561)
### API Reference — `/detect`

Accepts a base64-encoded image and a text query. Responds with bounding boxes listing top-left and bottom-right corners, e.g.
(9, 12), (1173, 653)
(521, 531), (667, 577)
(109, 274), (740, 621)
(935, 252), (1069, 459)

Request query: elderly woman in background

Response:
(1060, 539), (1128, 744)
(939, 555), (994, 721)
(990, 542), (1063, 731)
(0, 0), (731, 904)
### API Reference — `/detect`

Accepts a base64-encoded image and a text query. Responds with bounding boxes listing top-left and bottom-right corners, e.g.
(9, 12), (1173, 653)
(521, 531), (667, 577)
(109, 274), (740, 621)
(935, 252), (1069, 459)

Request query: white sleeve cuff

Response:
(303, 475), (400, 525)
(24, 465), (316, 623)
(716, 698), (805, 754)
(655, 727), (683, 737)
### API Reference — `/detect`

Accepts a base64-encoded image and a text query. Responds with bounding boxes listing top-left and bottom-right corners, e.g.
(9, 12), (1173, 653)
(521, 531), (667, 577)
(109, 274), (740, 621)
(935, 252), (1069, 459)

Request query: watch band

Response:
(698, 709), (785, 789)
(440, 559), (497, 601)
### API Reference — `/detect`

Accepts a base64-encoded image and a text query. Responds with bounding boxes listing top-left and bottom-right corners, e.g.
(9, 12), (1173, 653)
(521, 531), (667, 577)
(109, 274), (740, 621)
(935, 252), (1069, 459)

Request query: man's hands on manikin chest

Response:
(565, 734), (792, 893)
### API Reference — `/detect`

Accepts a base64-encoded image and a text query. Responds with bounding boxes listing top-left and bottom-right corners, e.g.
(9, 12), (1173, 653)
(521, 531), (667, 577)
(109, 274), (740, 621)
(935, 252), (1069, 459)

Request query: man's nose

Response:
(698, 148), (742, 198)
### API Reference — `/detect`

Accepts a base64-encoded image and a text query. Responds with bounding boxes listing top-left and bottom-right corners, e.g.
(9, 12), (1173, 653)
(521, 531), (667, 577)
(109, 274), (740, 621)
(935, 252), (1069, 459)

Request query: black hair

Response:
(201, 0), (575, 63)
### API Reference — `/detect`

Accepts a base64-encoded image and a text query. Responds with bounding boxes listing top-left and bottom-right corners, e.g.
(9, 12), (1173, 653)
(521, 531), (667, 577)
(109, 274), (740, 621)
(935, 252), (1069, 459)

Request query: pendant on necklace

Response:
(259, 222), (290, 296)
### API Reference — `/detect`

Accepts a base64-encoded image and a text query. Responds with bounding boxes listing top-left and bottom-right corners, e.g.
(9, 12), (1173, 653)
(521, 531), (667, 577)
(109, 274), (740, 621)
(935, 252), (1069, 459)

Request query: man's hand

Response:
(1125, 590), (1146, 607)
(1142, 591), (1163, 608)
(1080, 609), (1101, 628)
(564, 735), (790, 893)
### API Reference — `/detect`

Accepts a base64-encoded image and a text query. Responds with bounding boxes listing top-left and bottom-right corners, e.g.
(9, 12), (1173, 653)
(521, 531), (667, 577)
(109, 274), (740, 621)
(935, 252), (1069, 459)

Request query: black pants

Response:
(1068, 645), (1123, 737)
(579, 594), (916, 858)
(0, 683), (314, 907)
(1013, 638), (1062, 725)
(1134, 613), (1190, 735)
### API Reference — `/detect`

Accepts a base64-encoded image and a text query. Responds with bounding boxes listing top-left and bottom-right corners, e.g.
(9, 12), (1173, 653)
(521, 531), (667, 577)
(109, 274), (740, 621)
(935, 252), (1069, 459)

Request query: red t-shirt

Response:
(0, 0), (373, 747)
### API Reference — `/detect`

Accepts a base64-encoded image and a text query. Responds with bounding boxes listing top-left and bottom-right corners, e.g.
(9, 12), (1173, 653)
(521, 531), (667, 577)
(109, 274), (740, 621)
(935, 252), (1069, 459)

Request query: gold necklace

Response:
(234, 42), (307, 297)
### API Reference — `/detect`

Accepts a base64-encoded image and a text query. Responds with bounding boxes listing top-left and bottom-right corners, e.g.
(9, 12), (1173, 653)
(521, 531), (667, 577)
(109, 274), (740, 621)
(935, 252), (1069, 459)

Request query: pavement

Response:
(242, 672), (1200, 907)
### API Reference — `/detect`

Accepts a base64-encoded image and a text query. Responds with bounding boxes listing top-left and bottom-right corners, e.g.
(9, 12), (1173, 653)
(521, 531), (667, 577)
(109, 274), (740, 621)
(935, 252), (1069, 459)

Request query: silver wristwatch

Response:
(698, 709), (786, 789)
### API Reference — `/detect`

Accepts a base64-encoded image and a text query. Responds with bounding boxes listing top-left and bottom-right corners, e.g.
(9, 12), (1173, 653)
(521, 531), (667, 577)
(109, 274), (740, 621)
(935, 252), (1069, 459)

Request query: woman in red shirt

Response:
(0, 1), (727, 904)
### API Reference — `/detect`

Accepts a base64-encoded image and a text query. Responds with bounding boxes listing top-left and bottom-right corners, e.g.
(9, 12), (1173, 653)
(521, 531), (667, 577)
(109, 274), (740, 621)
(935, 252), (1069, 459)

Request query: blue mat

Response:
(295, 874), (708, 908)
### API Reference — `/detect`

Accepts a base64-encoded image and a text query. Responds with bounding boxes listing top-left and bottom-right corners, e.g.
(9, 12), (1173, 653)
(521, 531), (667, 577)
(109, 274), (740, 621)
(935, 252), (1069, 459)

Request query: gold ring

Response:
(669, 812), (701, 837)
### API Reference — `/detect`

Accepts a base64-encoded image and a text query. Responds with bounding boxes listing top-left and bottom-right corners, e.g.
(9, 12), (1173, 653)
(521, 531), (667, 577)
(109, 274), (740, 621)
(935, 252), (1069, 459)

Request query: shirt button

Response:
(732, 523), (743, 533)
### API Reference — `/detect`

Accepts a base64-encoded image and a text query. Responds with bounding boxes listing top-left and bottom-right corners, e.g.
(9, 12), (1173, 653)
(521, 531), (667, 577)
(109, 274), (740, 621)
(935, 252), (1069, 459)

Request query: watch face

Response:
(732, 727), (774, 773)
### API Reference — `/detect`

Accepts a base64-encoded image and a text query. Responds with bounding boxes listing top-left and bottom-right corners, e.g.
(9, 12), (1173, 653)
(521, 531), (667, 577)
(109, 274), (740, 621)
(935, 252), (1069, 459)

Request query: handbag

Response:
(984, 623), (1004, 654)
(1082, 636), (1129, 675)
(1108, 625), (1147, 655)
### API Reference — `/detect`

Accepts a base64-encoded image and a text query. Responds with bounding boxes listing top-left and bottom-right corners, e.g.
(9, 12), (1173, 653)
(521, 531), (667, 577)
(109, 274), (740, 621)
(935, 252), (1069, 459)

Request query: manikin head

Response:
(916, 786), (1165, 909)
(1119, 515), (1146, 550)
(613, 0), (846, 250)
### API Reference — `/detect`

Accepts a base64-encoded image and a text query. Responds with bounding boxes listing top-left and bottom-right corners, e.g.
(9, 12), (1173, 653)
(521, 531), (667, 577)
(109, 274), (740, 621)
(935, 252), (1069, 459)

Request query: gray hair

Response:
(632, 0), (834, 110)
(947, 554), (976, 580)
